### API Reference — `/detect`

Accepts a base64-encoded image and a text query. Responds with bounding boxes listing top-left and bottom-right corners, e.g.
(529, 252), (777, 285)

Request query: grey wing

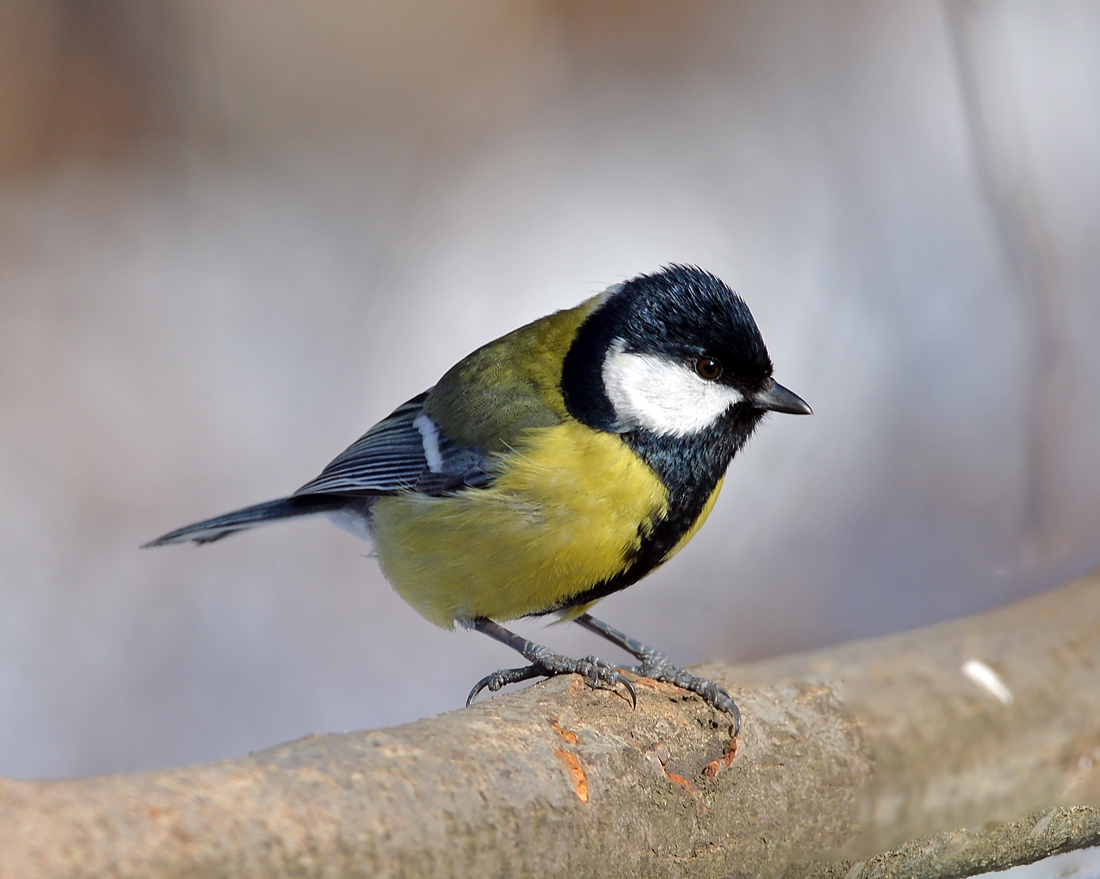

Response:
(292, 391), (491, 498)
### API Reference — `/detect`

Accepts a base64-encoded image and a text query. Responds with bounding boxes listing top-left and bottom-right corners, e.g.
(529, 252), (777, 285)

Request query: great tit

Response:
(147, 265), (810, 731)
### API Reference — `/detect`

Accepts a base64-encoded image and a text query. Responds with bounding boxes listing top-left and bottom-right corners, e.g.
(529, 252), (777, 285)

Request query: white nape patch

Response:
(601, 339), (743, 437)
(413, 412), (444, 472)
(962, 659), (1014, 705)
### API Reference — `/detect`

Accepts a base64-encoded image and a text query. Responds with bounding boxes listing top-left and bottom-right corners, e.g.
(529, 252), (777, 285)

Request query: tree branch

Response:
(3, 569), (1099, 879)
(789, 806), (1100, 879)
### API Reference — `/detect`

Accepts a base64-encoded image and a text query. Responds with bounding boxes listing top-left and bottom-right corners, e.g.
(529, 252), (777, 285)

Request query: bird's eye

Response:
(695, 356), (722, 381)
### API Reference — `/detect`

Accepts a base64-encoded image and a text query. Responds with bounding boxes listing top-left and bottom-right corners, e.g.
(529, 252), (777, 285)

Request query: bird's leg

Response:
(464, 617), (636, 708)
(574, 613), (740, 732)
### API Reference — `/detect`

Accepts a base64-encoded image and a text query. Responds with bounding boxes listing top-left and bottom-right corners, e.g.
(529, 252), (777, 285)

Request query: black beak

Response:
(755, 379), (812, 415)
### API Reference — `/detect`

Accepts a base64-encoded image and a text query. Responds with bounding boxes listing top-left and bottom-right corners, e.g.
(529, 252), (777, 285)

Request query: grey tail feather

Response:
(143, 495), (347, 548)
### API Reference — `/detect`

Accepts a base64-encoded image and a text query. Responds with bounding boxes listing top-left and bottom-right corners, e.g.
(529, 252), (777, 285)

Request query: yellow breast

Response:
(368, 420), (669, 628)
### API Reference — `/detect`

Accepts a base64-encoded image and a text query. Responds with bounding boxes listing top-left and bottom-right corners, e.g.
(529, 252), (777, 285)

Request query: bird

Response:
(146, 265), (811, 732)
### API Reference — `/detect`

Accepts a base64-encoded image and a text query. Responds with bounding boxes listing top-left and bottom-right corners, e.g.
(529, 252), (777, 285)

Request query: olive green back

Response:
(423, 295), (603, 451)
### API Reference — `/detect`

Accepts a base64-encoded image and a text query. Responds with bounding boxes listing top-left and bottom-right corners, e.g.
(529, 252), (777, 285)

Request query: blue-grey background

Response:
(1, 1), (1099, 780)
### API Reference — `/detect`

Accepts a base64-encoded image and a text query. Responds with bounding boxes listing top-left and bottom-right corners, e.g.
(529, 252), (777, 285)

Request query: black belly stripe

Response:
(535, 406), (763, 615)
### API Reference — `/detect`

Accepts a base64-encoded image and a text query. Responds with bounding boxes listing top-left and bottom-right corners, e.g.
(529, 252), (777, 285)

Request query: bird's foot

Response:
(466, 648), (636, 708)
(573, 613), (740, 732)
(630, 653), (739, 720)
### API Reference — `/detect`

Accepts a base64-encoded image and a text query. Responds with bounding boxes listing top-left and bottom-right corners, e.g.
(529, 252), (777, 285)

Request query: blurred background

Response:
(0, 0), (1098, 780)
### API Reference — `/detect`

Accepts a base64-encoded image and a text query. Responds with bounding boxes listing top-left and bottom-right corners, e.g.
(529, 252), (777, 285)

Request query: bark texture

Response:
(788, 806), (1100, 879)
(2, 569), (1100, 879)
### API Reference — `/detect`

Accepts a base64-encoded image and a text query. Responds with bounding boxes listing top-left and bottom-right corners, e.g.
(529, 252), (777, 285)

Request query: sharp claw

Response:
(713, 688), (741, 735)
(615, 671), (637, 709)
(464, 673), (499, 708)
(695, 681), (741, 732)
(466, 674), (494, 706)
(466, 665), (544, 706)
(728, 700), (741, 736)
(466, 655), (639, 712)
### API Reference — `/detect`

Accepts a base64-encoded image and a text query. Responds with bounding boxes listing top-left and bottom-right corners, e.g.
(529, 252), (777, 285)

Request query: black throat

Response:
(541, 407), (763, 615)
(553, 266), (774, 615)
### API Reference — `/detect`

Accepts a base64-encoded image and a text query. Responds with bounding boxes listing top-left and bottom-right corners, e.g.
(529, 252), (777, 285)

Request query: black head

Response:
(561, 265), (809, 440)
(546, 266), (811, 615)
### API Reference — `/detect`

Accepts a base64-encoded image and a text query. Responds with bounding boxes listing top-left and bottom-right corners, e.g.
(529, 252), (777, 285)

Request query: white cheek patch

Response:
(601, 340), (744, 437)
